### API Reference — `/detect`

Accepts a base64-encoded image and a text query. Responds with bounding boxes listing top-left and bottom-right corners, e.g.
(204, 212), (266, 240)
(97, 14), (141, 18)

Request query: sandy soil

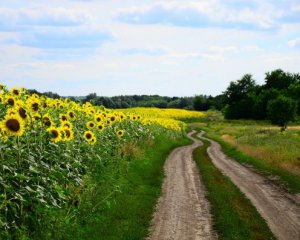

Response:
(199, 132), (300, 240)
(147, 131), (217, 240)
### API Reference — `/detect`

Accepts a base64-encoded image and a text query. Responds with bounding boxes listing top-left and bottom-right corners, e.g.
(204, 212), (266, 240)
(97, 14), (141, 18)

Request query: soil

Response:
(147, 131), (217, 240)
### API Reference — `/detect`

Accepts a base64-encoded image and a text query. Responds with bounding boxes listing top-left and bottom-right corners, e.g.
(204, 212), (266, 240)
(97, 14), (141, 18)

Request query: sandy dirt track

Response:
(147, 131), (217, 240)
(199, 132), (300, 240)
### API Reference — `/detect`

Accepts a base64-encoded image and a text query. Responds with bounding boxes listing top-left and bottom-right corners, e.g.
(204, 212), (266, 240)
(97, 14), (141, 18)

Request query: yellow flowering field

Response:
(0, 84), (204, 238)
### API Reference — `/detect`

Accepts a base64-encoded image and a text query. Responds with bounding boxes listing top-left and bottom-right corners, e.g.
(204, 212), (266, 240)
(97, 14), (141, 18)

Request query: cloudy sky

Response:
(0, 0), (300, 96)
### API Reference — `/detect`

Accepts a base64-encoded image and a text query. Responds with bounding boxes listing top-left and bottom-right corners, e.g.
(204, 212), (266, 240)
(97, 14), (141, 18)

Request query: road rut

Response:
(199, 132), (300, 240)
(147, 131), (217, 240)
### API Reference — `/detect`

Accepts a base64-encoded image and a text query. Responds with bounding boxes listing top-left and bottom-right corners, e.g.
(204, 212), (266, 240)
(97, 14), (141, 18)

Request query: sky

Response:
(0, 0), (300, 97)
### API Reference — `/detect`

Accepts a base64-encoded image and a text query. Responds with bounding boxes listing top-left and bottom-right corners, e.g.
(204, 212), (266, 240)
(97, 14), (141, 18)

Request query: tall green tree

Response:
(267, 95), (297, 131)
(223, 74), (257, 119)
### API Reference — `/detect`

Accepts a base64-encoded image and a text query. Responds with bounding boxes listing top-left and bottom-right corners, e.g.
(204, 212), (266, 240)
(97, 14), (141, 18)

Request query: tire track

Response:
(199, 132), (300, 240)
(147, 131), (217, 240)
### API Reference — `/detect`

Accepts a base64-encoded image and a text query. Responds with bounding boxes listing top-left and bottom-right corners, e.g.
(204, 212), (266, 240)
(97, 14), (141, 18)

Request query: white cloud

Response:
(288, 38), (300, 47)
(0, 7), (94, 30)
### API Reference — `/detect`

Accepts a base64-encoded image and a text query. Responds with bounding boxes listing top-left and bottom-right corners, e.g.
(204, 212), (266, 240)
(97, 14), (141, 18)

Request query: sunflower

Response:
(86, 121), (95, 130)
(62, 127), (74, 141)
(94, 114), (102, 123)
(10, 88), (20, 97)
(47, 127), (61, 142)
(59, 114), (68, 122)
(110, 115), (116, 122)
(116, 130), (124, 137)
(2, 115), (25, 137)
(131, 115), (137, 121)
(97, 124), (104, 132)
(62, 121), (73, 129)
(90, 137), (97, 145)
(6, 96), (15, 107)
(84, 130), (94, 142)
(18, 106), (27, 120)
(67, 111), (76, 120)
(42, 115), (52, 127)
(106, 120), (111, 126)
(119, 114), (125, 121)
(28, 100), (40, 112)
(0, 84), (4, 91)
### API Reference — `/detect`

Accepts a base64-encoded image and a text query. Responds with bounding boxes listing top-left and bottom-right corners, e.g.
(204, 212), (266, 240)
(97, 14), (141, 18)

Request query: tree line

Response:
(28, 68), (300, 128)
(223, 69), (299, 129)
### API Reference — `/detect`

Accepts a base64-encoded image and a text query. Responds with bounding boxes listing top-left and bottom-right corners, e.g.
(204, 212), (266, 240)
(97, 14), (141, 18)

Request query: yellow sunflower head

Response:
(10, 88), (21, 97)
(62, 121), (73, 129)
(28, 99), (40, 112)
(6, 96), (15, 107)
(59, 114), (68, 122)
(47, 127), (61, 142)
(2, 115), (25, 137)
(94, 114), (102, 123)
(86, 121), (95, 130)
(42, 115), (52, 127)
(97, 124), (104, 132)
(62, 127), (74, 141)
(84, 130), (95, 143)
(67, 111), (76, 120)
(116, 130), (124, 137)
(17, 105), (27, 120)
(110, 115), (116, 122)
(90, 136), (97, 145)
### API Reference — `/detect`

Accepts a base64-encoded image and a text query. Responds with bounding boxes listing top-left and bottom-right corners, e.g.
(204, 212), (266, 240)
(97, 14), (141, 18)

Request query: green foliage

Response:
(267, 95), (297, 129)
(223, 69), (300, 122)
(31, 129), (189, 240)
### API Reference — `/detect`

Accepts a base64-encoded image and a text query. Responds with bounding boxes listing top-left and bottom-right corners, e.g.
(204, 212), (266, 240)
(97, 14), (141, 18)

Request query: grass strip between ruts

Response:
(192, 133), (275, 240)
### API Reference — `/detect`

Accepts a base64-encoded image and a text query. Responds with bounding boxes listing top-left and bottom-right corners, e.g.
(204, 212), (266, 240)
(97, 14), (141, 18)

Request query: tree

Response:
(265, 69), (296, 90)
(223, 74), (257, 119)
(267, 95), (297, 131)
(194, 95), (209, 111)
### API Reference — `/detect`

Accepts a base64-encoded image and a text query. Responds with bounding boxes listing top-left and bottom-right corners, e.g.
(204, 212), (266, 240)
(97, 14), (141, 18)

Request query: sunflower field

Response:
(0, 84), (204, 239)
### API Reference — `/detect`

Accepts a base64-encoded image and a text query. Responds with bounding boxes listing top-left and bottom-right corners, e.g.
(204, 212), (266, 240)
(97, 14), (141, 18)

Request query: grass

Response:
(192, 135), (275, 240)
(35, 132), (192, 240)
(190, 121), (300, 193)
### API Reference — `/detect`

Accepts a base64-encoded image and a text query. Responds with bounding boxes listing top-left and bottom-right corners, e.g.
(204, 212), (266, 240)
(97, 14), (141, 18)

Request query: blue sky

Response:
(0, 0), (300, 96)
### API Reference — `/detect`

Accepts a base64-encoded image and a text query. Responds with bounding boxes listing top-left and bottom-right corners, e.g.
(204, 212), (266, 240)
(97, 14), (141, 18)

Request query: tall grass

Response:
(190, 121), (300, 192)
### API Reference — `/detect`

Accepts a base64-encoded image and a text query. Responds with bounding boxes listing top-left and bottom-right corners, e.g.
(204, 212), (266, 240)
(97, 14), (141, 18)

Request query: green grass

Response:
(192, 135), (275, 240)
(36, 133), (192, 240)
(83, 134), (192, 240)
(190, 121), (300, 193)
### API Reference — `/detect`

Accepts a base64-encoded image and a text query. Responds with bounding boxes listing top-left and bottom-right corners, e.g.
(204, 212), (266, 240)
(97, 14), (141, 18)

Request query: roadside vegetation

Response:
(0, 84), (197, 239)
(192, 133), (275, 240)
(190, 121), (300, 192)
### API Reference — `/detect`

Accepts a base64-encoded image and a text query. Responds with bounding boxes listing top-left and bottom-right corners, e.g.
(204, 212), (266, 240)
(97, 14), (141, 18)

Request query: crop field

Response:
(0, 84), (204, 239)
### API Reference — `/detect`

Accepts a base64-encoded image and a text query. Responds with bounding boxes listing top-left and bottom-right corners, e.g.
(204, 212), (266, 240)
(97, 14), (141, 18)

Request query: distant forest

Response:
(29, 68), (300, 125)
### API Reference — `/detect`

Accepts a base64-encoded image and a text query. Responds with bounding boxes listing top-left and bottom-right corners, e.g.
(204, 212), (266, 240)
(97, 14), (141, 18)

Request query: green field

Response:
(190, 120), (300, 192)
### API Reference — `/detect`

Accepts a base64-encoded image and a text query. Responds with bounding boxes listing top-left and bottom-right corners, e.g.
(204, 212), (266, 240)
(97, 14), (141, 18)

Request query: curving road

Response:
(199, 132), (300, 240)
(147, 131), (217, 240)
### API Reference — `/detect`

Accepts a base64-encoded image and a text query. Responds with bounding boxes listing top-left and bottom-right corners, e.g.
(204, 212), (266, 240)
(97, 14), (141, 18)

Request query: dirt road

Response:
(147, 131), (217, 240)
(199, 132), (300, 240)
